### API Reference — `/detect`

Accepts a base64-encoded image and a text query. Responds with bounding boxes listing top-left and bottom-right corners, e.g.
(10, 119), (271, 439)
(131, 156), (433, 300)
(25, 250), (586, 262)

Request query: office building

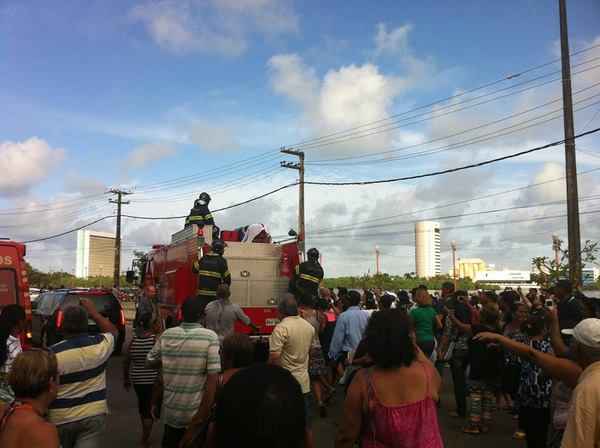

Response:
(415, 221), (441, 278)
(75, 230), (116, 278)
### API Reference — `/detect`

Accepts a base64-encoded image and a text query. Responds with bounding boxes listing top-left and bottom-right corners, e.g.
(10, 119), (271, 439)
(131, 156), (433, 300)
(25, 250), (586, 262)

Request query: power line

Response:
(306, 80), (600, 165)
(306, 97), (600, 167)
(23, 215), (116, 244)
(296, 59), (600, 152)
(303, 127), (600, 186)
(123, 182), (300, 220)
(288, 45), (600, 150)
(308, 208), (600, 241)
(307, 194), (600, 236)
(19, 129), (600, 242)
(308, 166), (600, 234)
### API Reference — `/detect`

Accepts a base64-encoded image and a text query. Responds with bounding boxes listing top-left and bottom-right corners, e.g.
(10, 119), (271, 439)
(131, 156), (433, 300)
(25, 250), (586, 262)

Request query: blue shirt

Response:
(328, 306), (369, 360)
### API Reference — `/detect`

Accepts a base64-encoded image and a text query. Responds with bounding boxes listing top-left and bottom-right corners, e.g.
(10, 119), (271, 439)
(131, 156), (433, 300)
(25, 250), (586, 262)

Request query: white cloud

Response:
(374, 23), (412, 56)
(130, 0), (297, 56)
(125, 143), (177, 169)
(268, 23), (435, 156)
(0, 137), (65, 197)
(190, 120), (241, 152)
(268, 54), (409, 155)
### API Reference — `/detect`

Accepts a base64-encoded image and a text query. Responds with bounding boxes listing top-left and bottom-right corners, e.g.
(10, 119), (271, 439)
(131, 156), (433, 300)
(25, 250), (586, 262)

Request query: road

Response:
(105, 352), (523, 447)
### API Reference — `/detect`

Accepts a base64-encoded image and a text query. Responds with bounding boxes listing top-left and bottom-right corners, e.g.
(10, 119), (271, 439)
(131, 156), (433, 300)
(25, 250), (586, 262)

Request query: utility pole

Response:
(451, 241), (458, 290)
(109, 189), (131, 288)
(559, 0), (582, 287)
(281, 147), (306, 259)
(375, 245), (381, 275)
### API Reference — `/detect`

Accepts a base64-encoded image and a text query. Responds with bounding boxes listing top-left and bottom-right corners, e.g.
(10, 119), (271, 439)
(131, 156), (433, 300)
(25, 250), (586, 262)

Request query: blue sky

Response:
(1, 0), (599, 276)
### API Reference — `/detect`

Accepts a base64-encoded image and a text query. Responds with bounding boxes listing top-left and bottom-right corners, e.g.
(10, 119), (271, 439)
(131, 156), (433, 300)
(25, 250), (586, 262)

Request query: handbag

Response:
(441, 341), (455, 362)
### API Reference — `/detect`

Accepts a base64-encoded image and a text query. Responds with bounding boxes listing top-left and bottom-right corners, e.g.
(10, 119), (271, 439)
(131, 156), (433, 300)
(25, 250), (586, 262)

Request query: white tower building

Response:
(415, 221), (441, 278)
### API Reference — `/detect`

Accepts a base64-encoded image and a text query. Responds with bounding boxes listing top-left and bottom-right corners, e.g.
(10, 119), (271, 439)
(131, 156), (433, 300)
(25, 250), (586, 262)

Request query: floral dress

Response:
(517, 338), (554, 409)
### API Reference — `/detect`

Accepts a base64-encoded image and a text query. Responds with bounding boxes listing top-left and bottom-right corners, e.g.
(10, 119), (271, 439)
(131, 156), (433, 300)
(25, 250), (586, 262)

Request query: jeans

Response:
(57, 414), (107, 448)
(417, 340), (435, 358)
(162, 424), (187, 448)
(519, 406), (550, 448)
(450, 353), (468, 417)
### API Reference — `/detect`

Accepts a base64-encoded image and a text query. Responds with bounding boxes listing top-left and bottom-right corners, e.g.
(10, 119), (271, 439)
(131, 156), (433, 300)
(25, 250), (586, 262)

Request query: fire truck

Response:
(143, 225), (300, 334)
(0, 239), (33, 342)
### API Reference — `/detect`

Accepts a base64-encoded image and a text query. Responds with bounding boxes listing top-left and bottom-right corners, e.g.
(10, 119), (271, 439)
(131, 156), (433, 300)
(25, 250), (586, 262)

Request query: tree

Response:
(531, 239), (599, 289)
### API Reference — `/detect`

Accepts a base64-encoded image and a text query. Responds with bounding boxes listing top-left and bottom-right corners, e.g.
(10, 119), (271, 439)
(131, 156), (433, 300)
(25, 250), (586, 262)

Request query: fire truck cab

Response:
(0, 239), (32, 340)
(144, 225), (300, 334)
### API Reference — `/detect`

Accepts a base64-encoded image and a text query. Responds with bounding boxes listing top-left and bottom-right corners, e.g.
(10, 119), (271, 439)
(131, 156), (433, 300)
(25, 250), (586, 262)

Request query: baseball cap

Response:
(562, 318), (600, 349)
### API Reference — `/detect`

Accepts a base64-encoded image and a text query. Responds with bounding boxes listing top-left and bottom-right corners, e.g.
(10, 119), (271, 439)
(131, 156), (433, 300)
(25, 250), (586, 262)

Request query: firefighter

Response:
(290, 247), (324, 300)
(185, 192), (215, 228)
(192, 239), (231, 308)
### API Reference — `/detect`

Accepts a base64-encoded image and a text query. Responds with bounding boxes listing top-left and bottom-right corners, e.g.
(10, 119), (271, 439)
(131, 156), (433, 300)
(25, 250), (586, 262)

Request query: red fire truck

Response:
(143, 225), (300, 334)
(0, 239), (33, 341)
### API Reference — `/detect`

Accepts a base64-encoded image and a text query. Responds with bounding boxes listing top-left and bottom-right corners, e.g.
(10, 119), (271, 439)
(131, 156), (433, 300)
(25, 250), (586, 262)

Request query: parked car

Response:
(31, 288), (126, 354)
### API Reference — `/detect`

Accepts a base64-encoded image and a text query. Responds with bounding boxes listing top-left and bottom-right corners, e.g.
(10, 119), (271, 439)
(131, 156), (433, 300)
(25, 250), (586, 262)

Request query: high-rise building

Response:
(75, 230), (116, 278)
(415, 221), (441, 278)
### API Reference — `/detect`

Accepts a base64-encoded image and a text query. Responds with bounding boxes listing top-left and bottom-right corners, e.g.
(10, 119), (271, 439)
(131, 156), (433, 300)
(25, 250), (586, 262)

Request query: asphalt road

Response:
(105, 349), (524, 447)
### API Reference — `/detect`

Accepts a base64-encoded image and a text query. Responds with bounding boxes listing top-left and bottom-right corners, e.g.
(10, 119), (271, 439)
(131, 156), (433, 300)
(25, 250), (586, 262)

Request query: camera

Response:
(545, 299), (554, 308)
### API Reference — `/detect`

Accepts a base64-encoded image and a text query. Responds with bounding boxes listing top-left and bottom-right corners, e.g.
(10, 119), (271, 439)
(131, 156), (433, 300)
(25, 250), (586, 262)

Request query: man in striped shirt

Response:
(147, 297), (221, 448)
(48, 299), (117, 448)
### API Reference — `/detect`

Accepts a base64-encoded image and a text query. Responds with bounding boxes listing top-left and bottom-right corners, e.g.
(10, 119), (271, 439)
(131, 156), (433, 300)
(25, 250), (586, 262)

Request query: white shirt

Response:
(1, 335), (22, 374)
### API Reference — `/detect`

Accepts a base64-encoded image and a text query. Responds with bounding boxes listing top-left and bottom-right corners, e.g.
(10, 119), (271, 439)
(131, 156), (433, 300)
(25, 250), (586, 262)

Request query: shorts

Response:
(308, 346), (328, 378)
(134, 383), (154, 419)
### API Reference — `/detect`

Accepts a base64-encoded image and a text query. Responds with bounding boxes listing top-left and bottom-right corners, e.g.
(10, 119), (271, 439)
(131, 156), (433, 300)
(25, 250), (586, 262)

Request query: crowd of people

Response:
(1, 277), (600, 448)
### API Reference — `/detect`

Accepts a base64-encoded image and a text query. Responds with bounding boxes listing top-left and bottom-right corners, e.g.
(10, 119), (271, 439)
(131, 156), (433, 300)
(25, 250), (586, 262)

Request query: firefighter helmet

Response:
(198, 192), (211, 205)
(307, 248), (319, 261)
(212, 239), (226, 255)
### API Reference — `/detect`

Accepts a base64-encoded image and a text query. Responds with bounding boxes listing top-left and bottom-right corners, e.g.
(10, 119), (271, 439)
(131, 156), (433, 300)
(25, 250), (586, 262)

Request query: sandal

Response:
(463, 426), (481, 435)
(513, 430), (526, 440)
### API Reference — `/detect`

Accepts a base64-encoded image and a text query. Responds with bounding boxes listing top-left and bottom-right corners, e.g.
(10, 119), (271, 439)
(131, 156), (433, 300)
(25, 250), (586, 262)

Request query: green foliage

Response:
(531, 239), (599, 289)
(323, 273), (487, 291)
(25, 262), (125, 289)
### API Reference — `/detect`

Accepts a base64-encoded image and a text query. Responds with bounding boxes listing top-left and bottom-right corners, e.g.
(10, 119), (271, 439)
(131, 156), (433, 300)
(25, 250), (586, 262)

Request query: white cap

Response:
(562, 319), (600, 349)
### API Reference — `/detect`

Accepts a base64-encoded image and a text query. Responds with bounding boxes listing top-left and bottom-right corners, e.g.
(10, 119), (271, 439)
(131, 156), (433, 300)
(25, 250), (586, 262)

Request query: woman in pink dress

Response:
(336, 309), (444, 448)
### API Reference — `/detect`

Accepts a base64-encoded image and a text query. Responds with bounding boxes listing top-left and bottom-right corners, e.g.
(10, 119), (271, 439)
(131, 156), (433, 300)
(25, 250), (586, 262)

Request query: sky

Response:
(1, 0), (600, 277)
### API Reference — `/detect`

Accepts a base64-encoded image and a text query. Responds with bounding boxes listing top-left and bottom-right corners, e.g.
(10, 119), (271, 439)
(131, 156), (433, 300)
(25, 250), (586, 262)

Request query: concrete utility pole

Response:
(451, 241), (458, 289)
(281, 147), (306, 259)
(559, 0), (582, 287)
(109, 189), (131, 288)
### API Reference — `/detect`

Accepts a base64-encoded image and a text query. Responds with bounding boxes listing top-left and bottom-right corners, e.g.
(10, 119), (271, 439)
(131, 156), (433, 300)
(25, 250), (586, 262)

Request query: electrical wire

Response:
(287, 44), (600, 150)
(306, 97), (600, 167)
(308, 208), (600, 241)
(306, 195), (600, 236)
(23, 216), (116, 244)
(308, 166), (600, 234)
(306, 79), (600, 165)
(303, 127), (600, 186)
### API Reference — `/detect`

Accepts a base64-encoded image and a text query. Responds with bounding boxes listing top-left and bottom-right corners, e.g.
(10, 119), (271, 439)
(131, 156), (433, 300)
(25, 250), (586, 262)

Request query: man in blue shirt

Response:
(329, 290), (369, 364)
